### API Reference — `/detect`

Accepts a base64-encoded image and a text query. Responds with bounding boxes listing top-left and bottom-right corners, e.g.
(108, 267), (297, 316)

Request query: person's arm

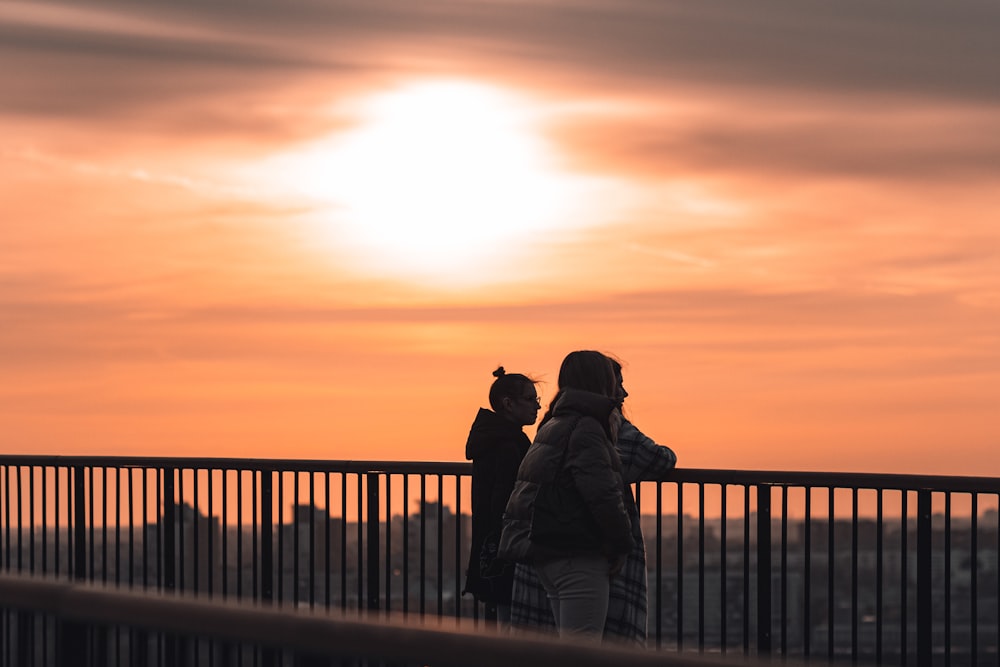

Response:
(617, 419), (677, 484)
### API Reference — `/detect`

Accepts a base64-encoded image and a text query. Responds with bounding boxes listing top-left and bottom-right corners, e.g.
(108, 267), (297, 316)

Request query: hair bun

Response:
(492, 366), (506, 378)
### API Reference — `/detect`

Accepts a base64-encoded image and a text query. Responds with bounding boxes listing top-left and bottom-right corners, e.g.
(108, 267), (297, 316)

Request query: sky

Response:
(2, 0), (998, 476)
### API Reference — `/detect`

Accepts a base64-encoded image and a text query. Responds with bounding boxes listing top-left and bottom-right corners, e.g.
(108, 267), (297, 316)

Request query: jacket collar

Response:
(550, 388), (617, 423)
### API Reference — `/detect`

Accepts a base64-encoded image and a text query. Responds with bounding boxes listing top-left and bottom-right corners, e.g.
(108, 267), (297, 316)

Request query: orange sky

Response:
(2, 0), (999, 476)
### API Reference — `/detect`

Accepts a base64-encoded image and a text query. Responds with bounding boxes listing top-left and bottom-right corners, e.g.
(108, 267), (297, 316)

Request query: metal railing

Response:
(2, 456), (999, 666)
(0, 572), (801, 667)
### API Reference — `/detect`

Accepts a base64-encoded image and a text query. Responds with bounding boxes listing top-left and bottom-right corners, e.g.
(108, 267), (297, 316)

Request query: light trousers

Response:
(533, 554), (610, 641)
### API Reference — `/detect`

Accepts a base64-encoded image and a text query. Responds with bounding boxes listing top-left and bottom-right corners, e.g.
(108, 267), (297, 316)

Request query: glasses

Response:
(518, 396), (542, 407)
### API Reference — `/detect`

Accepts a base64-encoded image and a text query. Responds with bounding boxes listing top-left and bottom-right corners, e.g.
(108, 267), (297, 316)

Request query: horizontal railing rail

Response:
(0, 572), (804, 667)
(2, 455), (998, 667)
(3, 456), (1000, 492)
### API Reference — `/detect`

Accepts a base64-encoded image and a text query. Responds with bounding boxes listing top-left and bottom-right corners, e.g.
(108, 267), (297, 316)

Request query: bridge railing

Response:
(0, 572), (806, 667)
(2, 455), (999, 666)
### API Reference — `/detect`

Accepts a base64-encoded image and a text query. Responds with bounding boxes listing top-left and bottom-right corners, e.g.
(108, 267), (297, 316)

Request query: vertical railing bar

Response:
(387, 474), (394, 616)
(851, 487), (859, 664)
(916, 489), (932, 667)
(698, 482), (705, 651)
(634, 477), (642, 638)
(827, 486), (834, 660)
(743, 485), (749, 654)
(179, 468), (187, 593)
(309, 471), (316, 609)
(208, 468), (215, 599)
(804, 487), (812, 658)
(127, 469), (134, 588)
(42, 467), (49, 575)
(55, 467), (62, 577)
(101, 466), (108, 584)
(29, 466), (36, 573)
(437, 475), (444, 616)
(89, 466), (95, 581)
(41, 467), (48, 575)
(3, 465), (9, 572)
(278, 470), (286, 605)
(153, 468), (163, 591)
(875, 488), (882, 664)
(17, 466), (24, 573)
(420, 474), (426, 616)
(971, 493), (979, 665)
(222, 469), (228, 598)
(403, 474), (410, 617)
(633, 481), (641, 636)
(944, 492), (951, 667)
(324, 472), (331, 610)
(260, 468), (273, 605)
(164, 467), (177, 594)
(678, 482), (685, 650)
(293, 471), (300, 608)
(7, 466), (14, 665)
(141, 468), (149, 589)
(341, 472), (348, 611)
(454, 474), (461, 620)
(720, 483), (727, 654)
(114, 483), (122, 665)
(252, 468), (259, 602)
(237, 469), (244, 601)
(901, 491), (908, 664)
(356, 472), (364, 611)
(781, 486), (788, 657)
(28, 466), (39, 572)
(115, 468), (122, 586)
(756, 483), (772, 656)
(653, 481), (663, 648)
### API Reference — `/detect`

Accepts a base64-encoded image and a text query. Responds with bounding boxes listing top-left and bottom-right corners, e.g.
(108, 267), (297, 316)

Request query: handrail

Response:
(2, 454), (997, 667)
(1, 455), (997, 492)
(0, 573), (806, 667)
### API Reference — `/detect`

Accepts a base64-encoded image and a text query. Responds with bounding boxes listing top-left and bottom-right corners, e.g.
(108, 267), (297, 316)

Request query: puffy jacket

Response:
(498, 389), (632, 563)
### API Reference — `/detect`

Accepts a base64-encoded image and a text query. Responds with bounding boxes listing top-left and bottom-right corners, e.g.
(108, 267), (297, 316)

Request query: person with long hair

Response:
(498, 351), (632, 641)
(462, 366), (540, 629)
(508, 355), (677, 646)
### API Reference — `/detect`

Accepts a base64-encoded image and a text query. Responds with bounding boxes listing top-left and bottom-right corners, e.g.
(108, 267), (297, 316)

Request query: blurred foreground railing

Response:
(2, 456), (999, 666)
(0, 572), (786, 667)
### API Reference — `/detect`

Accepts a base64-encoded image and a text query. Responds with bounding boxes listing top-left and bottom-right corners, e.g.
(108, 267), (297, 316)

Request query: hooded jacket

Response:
(498, 389), (632, 564)
(462, 407), (531, 603)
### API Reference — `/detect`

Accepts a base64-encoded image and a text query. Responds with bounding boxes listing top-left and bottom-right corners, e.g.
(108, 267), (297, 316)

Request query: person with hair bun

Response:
(463, 366), (540, 629)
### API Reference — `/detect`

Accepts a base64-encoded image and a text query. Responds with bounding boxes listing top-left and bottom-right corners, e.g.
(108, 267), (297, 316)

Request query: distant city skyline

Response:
(5, 495), (997, 661)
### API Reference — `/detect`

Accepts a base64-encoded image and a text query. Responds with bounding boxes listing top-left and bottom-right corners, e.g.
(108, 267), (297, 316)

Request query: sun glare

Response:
(247, 81), (622, 284)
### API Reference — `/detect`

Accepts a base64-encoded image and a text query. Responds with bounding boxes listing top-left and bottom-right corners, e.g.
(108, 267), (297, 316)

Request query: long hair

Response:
(539, 350), (617, 425)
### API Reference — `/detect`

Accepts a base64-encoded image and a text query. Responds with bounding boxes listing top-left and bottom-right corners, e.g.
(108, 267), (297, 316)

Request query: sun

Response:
(248, 80), (618, 284)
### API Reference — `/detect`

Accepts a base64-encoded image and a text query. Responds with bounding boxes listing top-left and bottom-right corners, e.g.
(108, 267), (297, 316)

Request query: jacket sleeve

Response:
(617, 419), (677, 484)
(564, 418), (632, 557)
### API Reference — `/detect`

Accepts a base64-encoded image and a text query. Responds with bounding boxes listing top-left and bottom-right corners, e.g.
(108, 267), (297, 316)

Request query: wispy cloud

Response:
(3, 0), (999, 470)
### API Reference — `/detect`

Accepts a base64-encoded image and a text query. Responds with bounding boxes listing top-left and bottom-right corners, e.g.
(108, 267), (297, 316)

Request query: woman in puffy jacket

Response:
(509, 356), (678, 646)
(498, 350), (632, 641)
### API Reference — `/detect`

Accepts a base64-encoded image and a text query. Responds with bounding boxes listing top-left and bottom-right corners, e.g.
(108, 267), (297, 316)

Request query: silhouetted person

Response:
(499, 350), (632, 642)
(509, 354), (677, 646)
(462, 366), (540, 629)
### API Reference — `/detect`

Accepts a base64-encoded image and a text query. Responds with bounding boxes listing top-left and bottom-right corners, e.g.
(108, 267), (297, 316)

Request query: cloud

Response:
(4, 0), (1000, 119)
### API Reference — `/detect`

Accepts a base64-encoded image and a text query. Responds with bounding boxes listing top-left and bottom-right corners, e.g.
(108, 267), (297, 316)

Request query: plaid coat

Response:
(509, 419), (677, 646)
